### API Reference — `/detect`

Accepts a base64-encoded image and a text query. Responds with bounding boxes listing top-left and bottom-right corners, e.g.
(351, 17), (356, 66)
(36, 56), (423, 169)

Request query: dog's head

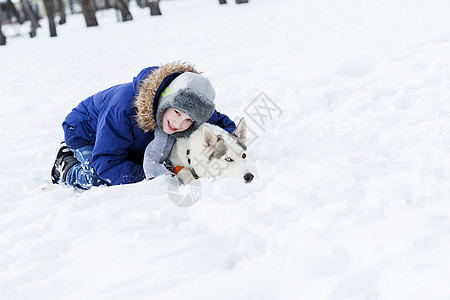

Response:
(190, 118), (254, 183)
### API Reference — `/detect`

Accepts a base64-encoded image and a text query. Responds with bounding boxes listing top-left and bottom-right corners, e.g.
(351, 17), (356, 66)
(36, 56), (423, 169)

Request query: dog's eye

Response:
(242, 153), (246, 159)
(225, 157), (233, 162)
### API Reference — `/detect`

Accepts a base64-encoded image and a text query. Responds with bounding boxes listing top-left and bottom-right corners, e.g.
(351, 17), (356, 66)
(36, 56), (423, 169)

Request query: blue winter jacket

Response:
(63, 63), (236, 185)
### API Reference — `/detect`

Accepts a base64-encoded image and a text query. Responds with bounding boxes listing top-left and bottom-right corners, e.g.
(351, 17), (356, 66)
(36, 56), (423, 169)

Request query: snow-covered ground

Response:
(2, 0), (450, 298)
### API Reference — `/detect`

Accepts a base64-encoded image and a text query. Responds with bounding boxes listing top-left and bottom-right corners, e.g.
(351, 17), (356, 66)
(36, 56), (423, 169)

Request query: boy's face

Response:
(162, 108), (194, 134)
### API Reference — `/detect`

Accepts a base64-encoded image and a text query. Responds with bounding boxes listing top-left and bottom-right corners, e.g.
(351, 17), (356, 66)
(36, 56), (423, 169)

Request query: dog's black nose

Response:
(244, 172), (254, 183)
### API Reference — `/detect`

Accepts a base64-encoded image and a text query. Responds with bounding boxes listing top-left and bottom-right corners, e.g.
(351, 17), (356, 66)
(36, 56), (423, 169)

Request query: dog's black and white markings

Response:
(211, 137), (227, 160)
(229, 134), (247, 151)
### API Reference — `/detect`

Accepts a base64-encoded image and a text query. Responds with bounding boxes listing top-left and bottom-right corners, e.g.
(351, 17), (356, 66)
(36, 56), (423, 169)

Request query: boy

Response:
(51, 62), (235, 189)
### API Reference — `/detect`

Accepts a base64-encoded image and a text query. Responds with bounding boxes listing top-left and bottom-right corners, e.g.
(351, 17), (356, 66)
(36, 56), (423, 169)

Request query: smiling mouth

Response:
(167, 121), (177, 132)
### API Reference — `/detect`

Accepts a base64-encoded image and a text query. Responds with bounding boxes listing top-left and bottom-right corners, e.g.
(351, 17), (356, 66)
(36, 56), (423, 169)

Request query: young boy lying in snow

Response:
(51, 61), (236, 189)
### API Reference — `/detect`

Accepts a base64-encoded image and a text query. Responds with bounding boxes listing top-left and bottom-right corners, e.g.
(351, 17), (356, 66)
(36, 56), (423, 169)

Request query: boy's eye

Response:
(175, 110), (181, 116)
(225, 157), (233, 162)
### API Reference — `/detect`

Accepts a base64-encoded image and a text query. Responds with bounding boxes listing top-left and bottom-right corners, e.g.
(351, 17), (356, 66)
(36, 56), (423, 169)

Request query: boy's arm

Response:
(207, 110), (236, 133)
(92, 106), (145, 185)
(143, 127), (176, 179)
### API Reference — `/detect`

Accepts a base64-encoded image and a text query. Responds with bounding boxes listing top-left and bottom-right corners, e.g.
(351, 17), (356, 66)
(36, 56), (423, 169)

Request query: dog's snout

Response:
(244, 172), (254, 183)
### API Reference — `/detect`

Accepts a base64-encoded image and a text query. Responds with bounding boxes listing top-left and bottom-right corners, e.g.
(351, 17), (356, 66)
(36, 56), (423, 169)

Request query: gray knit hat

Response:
(156, 72), (216, 137)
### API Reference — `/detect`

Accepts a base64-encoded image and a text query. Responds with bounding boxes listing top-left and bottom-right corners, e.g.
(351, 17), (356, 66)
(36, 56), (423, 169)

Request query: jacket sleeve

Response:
(207, 110), (236, 133)
(92, 105), (145, 185)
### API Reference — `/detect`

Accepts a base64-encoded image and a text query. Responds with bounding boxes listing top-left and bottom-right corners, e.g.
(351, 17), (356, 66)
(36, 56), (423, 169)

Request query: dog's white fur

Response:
(169, 118), (254, 185)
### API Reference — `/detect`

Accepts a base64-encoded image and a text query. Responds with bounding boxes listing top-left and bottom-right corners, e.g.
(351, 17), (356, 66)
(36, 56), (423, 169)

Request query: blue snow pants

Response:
(65, 145), (108, 189)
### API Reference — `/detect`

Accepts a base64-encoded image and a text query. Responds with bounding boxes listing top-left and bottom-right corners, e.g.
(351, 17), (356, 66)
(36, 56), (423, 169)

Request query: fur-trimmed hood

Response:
(134, 61), (201, 132)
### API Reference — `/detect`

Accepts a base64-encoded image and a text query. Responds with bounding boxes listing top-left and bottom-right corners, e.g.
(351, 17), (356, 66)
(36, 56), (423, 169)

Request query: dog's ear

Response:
(202, 126), (218, 148)
(233, 117), (247, 145)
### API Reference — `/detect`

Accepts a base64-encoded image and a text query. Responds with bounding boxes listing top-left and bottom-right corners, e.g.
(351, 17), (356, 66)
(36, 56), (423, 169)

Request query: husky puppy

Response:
(169, 118), (254, 185)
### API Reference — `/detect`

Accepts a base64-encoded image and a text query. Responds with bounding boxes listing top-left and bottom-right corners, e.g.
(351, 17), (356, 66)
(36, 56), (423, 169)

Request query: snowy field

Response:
(2, 0), (450, 298)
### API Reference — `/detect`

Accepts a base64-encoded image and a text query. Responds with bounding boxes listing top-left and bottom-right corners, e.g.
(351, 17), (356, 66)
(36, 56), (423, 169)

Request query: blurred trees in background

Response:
(115, 0), (133, 21)
(219, 0), (249, 4)
(148, 0), (161, 16)
(1, 0), (24, 44)
(78, 0), (98, 26)
(21, 0), (40, 37)
(0, 0), (248, 46)
(0, 5), (5, 45)
(42, 0), (56, 36)
(56, 0), (65, 23)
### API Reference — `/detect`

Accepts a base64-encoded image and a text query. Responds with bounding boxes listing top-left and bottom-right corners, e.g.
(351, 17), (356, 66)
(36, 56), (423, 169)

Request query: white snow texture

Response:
(1, 0), (450, 299)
